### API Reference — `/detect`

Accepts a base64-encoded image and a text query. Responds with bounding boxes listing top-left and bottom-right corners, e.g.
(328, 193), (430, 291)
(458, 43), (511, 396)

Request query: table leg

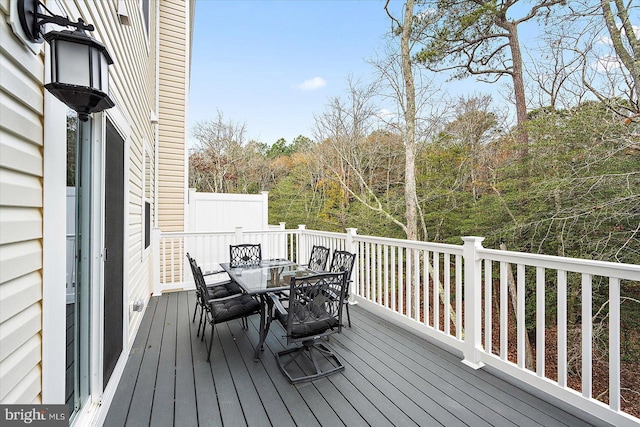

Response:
(254, 295), (266, 361)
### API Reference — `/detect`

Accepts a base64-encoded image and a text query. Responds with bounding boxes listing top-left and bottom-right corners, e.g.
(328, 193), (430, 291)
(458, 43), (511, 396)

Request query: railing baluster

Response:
(536, 267), (545, 377)
(398, 247), (403, 316)
(582, 273), (592, 399)
(444, 253), (451, 335)
(517, 264), (525, 369)
(456, 255), (462, 340)
(366, 242), (371, 301)
(484, 259), (492, 353)
(558, 269), (567, 388)
(434, 251), (440, 331)
(406, 248), (412, 319)
(424, 250), (429, 326)
(500, 261), (508, 361)
(391, 245), (396, 311)
(609, 277), (620, 412)
(377, 243), (383, 306)
(414, 249), (420, 321)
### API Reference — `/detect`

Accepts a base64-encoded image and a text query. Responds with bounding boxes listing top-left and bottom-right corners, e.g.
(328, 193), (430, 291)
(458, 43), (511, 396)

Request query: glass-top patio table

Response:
(220, 259), (318, 360)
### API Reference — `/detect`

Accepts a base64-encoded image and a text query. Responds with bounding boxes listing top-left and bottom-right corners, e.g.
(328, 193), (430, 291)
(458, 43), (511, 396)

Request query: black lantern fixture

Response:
(17, 0), (115, 121)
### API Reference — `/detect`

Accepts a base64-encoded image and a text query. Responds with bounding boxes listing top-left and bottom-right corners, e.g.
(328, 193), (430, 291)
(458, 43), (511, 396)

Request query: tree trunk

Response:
(401, 0), (418, 241)
(502, 20), (529, 158)
(601, 0), (640, 110)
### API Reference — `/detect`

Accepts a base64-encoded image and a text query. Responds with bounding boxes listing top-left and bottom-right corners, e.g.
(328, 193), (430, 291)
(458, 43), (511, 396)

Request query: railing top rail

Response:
(480, 247), (640, 281)
(354, 234), (464, 255)
(300, 229), (348, 239)
(159, 229), (298, 238)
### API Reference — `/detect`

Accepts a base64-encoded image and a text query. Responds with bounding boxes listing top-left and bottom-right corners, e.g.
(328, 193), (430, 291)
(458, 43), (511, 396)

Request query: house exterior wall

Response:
(157, 0), (191, 233)
(0, 0), (45, 404)
(0, 0), (191, 417)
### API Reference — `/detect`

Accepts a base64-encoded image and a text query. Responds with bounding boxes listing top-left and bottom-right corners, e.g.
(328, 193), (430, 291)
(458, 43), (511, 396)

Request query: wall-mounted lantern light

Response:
(17, 0), (115, 121)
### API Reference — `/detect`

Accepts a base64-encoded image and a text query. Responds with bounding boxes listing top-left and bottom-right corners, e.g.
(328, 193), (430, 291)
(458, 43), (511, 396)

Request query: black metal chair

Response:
(192, 264), (261, 361)
(328, 250), (356, 327)
(186, 253), (243, 336)
(307, 245), (330, 271)
(269, 272), (347, 383)
(229, 243), (262, 268)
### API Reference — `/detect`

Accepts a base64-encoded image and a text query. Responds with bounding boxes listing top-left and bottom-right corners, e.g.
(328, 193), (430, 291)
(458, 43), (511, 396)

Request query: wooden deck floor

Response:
(104, 291), (597, 427)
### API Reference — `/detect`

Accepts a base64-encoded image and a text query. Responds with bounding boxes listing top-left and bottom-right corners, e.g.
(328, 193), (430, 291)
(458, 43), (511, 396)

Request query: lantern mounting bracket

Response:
(18, 0), (95, 43)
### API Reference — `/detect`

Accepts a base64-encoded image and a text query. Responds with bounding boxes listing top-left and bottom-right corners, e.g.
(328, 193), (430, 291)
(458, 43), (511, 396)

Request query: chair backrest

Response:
(329, 250), (355, 281)
(186, 253), (201, 284)
(284, 272), (347, 342)
(229, 243), (262, 268)
(187, 254), (209, 307)
(307, 245), (329, 271)
(329, 250), (356, 298)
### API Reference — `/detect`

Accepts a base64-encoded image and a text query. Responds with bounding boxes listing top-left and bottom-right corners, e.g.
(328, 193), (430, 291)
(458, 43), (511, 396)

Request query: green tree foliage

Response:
(414, 0), (565, 155)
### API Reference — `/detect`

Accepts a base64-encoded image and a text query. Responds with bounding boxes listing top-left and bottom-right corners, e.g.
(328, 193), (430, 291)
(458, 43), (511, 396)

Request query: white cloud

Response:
(598, 25), (640, 46)
(297, 77), (326, 91)
(591, 55), (622, 72)
(376, 108), (395, 121)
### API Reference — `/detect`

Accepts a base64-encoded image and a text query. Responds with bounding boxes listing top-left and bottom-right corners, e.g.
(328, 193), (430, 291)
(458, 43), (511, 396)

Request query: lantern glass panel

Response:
(57, 39), (90, 87)
(91, 47), (101, 90)
(100, 51), (109, 93)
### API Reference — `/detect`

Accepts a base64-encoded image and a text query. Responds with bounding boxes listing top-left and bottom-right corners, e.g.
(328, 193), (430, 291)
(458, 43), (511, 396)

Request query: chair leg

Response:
(277, 341), (345, 384)
(345, 301), (351, 327)
(197, 308), (205, 337)
(207, 324), (215, 361)
(192, 302), (198, 323)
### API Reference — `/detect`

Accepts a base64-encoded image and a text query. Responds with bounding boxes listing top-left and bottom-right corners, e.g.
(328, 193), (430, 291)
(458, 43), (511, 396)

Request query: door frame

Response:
(91, 108), (131, 422)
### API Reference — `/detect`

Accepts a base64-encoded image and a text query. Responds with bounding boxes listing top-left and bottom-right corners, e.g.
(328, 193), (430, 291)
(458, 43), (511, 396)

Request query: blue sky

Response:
(188, 0), (409, 146)
(187, 1), (610, 147)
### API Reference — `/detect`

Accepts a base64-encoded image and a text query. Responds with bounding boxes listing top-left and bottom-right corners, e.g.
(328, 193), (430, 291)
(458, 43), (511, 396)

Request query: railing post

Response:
(152, 227), (162, 296)
(345, 227), (357, 253)
(297, 225), (306, 263)
(346, 228), (358, 302)
(461, 236), (485, 369)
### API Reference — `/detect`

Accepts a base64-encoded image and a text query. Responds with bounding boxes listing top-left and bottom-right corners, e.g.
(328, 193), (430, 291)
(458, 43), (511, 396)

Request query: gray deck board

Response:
(105, 292), (597, 427)
(150, 292), (178, 427)
(174, 292), (198, 427)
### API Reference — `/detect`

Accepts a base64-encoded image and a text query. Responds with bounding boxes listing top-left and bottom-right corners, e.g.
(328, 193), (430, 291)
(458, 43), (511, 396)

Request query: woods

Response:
(189, 1), (639, 415)
(189, 1), (639, 263)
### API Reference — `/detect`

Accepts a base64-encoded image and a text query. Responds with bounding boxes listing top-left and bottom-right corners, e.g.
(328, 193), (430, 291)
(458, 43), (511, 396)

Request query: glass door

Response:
(66, 112), (92, 419)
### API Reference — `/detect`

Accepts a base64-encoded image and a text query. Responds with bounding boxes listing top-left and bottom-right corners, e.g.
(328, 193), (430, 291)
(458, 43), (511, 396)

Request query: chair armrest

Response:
(206, 293), (250, 304)
(202, 269), (225, 276)
(204, 280), (232, 289)
(268, 293), (287, 317)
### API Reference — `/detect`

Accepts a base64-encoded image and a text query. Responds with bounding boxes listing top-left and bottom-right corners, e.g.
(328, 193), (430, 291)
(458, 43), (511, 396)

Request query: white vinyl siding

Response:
(0, 0), (44, 404)
(158, 0), (188, 233)
(72, 0), (155, 354)
(1, 0), (192, 411)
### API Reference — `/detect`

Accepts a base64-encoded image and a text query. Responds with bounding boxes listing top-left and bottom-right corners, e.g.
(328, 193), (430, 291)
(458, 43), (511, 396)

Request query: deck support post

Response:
(461, 236), (485, 369)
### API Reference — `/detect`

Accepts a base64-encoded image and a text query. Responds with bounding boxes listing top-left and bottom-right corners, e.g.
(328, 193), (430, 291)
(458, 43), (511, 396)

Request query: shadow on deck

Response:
(104, 291), (596, 426)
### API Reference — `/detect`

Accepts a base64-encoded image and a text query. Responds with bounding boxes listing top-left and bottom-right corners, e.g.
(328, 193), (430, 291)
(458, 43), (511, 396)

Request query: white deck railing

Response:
(153, 225), (640, 426)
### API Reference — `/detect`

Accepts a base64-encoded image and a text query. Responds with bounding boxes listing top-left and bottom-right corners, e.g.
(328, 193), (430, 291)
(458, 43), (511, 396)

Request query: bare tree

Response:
(190, 111), (247, 193)
(600, 0), (639, 112)
(313, 78), (412, 232)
